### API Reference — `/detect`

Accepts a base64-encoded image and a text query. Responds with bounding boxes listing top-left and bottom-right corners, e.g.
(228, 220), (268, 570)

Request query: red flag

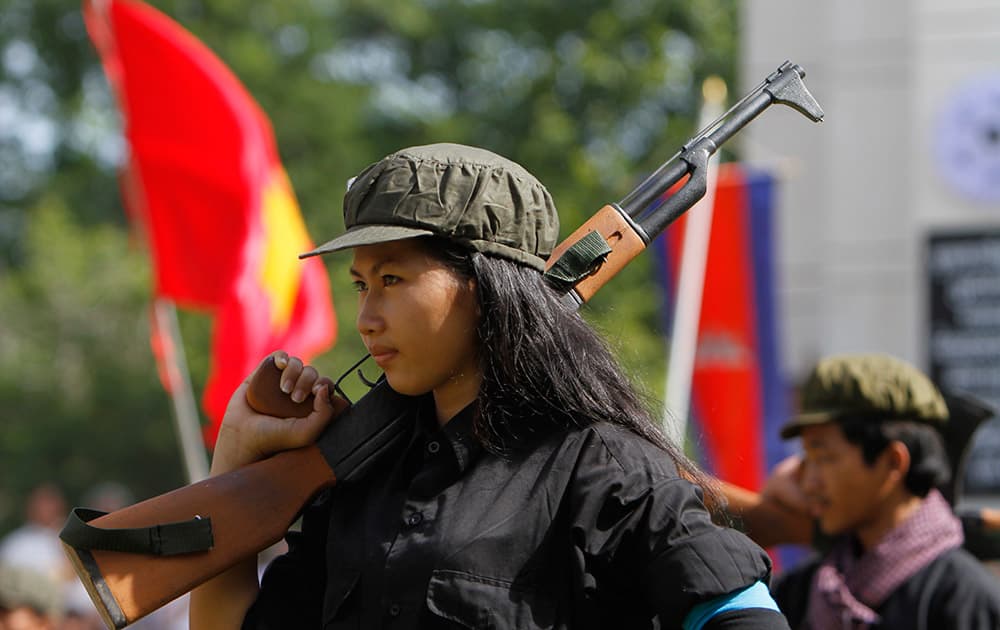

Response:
(658, 165), (790, 491)
(83, 0), (337, 445)
(685, 167), (764, 490)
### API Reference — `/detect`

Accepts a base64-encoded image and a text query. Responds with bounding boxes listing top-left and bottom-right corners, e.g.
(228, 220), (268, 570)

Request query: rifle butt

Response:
(62, 445), (336, 628)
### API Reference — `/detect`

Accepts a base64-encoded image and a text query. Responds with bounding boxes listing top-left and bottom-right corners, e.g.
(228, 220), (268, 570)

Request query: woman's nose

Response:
(356, 294), (384, 335)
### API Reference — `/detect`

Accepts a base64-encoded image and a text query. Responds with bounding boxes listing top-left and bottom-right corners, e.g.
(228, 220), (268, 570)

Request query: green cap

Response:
(301, 143), (560, 271)
(779, 353), (949, 439)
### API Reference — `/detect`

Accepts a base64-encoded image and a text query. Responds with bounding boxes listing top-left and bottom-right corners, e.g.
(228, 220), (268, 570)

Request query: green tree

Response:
(0, 197), (190, 531)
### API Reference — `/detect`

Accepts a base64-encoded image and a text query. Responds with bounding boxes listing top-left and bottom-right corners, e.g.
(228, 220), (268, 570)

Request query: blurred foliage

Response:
(0, 0), (739, 533)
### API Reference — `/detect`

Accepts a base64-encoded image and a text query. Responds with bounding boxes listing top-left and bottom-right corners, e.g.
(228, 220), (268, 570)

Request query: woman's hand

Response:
(209, 351), (340, 476)
(192, 352), (342, 629)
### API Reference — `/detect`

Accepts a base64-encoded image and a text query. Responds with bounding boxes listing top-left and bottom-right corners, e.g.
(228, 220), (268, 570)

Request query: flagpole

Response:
(663, 76), (727, 446)
(152, 298), (210, 482)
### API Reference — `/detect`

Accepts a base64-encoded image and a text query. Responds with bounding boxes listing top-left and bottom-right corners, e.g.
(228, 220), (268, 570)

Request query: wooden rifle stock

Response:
(546, 204), (647, 303)
(61, 62), (823, 628)
(62, 446), (335, 629)
(61, 359), (347, 629)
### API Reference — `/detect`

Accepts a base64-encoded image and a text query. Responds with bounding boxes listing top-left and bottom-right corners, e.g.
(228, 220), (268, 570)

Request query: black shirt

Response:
(245, 396), (782, 629)
(773, 547), (1000, 629)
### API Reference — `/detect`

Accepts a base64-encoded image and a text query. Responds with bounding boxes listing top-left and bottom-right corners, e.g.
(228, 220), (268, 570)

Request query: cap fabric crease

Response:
(301, 143), (560, 271)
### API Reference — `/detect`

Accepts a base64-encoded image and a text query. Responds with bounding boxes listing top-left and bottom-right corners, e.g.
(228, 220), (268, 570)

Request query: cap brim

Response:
(299, 224), (435, 259)
(778, 410), (840, 439)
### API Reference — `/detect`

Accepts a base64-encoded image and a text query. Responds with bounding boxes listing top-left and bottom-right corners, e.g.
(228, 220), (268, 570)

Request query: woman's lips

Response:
(368, 346), (397, 366)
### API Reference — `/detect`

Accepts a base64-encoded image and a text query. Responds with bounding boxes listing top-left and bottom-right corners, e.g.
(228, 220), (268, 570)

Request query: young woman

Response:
(190, 143), (787, 629)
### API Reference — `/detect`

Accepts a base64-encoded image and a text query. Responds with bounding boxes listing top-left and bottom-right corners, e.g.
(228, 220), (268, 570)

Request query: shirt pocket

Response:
(425, 569), (555, 630)
(322, 568), (361, 627)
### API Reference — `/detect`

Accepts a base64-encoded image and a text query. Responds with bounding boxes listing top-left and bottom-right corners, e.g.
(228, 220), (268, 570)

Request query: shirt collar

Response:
(414, 398), (481, 474)
(441, 402), (481, 473)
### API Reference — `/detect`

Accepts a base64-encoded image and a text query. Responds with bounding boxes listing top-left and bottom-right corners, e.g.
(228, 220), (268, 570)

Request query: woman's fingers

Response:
(278, 355), (324, 404)
(312, 376), (336, 404)
(279, 355), (304, 396)
(214, 352), (345, 469)
(315, 378), (350, 418)
(266, 383), (339, 452)
(290, 364), (319, 404)
(272, 351), (289, 369)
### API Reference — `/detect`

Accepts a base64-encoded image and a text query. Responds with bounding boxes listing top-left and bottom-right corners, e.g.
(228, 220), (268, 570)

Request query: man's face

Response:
(799, 422), (896, 537)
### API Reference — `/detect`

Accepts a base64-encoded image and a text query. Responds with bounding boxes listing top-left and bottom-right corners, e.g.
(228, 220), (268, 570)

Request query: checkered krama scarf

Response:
(806, 490), (963, 630)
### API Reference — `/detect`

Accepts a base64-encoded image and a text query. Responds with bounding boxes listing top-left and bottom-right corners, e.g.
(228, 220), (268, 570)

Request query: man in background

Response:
(769, 353), (1000, 629)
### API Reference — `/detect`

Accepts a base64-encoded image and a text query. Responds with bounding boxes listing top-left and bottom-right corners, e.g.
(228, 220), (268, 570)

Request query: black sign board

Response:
(928, 231), (1000, 495)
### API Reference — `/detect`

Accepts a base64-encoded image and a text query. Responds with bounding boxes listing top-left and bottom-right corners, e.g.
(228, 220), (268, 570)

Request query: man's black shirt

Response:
(244, 396), (779, 629)
(773, 546), (1000, 629)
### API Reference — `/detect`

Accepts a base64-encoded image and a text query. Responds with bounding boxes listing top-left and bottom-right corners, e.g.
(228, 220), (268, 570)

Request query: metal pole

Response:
(152, 298), (210, 482)
(663, 77), (727, 446)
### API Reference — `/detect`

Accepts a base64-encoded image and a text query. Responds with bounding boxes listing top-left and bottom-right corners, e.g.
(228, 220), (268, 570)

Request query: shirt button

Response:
(427, 440), (441, 454)
(407, 512), (423, 527)
(388, 603), (401, 617)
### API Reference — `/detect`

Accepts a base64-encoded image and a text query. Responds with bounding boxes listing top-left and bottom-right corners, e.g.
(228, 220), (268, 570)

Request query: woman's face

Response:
(351, 238), (481, 423)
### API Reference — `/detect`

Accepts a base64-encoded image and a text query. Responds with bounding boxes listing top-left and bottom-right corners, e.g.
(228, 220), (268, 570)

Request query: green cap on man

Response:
(779, 353), (949, 439)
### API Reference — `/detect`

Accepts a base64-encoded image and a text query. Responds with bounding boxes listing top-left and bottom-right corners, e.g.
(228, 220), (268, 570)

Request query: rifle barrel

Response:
(618, 62), (821, 238)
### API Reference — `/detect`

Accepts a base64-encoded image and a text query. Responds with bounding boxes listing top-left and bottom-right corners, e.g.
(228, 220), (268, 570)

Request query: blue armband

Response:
(682, 581), (780, 630)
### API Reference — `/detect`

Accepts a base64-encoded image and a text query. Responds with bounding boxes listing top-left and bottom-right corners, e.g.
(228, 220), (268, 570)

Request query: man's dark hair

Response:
(839, 418), (952, 497)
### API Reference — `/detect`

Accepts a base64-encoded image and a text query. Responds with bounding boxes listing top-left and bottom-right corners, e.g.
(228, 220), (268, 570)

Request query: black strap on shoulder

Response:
(59, 507), (214, 556)
(543, 230), (612, 293)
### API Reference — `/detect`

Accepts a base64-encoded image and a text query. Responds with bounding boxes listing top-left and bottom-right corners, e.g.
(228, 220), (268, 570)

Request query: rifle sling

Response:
(318, 380), (415, 484)
(543, 230), (612, 292)
(60, 508), (213, 556)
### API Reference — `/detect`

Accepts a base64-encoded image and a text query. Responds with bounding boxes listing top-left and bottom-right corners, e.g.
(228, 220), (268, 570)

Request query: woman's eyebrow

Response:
(349, 259), (393, 278)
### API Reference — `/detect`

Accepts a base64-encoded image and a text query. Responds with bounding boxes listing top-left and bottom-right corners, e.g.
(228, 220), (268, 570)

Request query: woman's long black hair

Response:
(423, 237), (716, 496)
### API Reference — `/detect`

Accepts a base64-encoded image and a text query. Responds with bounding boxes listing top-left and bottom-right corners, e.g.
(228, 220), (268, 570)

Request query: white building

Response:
(742, 0), (1000, 497)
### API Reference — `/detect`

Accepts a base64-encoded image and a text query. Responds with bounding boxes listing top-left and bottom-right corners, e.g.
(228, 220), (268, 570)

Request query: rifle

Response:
(60, 61), (823, 629)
